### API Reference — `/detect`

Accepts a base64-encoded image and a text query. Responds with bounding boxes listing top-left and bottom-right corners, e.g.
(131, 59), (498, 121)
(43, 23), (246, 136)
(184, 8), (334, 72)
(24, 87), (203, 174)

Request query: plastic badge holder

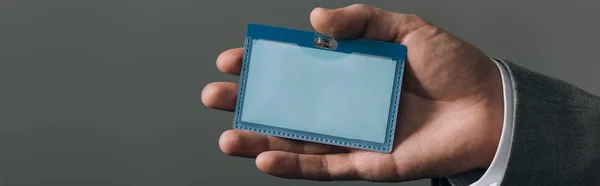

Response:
(233, 24), (407, 153)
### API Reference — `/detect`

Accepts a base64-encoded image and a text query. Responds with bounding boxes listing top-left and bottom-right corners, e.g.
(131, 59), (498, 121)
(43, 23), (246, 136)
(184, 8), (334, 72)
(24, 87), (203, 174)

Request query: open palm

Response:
(202, 4), (504, 182)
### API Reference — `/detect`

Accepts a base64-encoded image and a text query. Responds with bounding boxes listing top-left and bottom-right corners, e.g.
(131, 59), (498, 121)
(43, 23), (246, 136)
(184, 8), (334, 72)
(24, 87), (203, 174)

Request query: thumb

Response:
(309, 4), (429, 43)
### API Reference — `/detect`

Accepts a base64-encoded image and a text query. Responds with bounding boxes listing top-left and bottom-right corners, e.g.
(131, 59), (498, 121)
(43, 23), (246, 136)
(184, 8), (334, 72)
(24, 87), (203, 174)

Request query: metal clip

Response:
(313, 34), (337, 50)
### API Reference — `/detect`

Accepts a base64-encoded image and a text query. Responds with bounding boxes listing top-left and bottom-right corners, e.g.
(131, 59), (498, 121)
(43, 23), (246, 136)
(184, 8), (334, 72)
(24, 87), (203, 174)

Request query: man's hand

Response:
(202, 4), (504, 182)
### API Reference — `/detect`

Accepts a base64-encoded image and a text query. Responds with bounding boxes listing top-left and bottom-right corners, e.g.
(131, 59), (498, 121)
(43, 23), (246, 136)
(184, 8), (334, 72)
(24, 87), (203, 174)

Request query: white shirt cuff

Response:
(469, 58), (515, 186)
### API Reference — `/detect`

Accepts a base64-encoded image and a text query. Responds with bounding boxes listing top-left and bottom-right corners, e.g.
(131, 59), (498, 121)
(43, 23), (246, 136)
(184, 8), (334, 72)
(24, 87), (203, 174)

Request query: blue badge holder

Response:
(233, 24), (407, 153)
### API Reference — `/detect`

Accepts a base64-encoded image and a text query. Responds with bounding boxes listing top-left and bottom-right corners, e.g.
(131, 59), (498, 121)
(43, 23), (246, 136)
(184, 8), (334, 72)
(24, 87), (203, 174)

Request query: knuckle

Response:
(420, 24), (443, 36)
(406, 14), (428, 25)
(349, 3), (370, 9)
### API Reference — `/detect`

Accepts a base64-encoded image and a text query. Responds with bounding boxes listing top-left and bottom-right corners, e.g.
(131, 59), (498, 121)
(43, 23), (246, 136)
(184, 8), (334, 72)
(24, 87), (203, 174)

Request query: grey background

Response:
(1, 0), (599, 186)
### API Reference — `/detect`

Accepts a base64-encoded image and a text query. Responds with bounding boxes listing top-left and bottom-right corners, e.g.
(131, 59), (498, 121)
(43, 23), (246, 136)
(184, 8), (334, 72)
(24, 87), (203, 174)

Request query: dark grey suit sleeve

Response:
(431, 60), (600, 186)
(499, 60), (600, 185)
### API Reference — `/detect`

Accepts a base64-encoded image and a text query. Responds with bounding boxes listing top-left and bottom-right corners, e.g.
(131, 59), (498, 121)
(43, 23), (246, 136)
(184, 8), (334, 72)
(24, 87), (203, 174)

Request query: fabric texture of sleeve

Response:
(497, 59), (600, 185)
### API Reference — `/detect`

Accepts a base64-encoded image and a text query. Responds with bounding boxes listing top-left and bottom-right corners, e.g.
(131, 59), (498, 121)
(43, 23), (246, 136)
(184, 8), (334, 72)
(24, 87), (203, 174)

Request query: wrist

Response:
(477, 58), (505, 169)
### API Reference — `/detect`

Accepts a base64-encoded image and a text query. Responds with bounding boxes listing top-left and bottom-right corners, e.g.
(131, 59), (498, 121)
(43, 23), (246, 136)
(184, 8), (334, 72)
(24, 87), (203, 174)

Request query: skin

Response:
(202, 4), (504, 182)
